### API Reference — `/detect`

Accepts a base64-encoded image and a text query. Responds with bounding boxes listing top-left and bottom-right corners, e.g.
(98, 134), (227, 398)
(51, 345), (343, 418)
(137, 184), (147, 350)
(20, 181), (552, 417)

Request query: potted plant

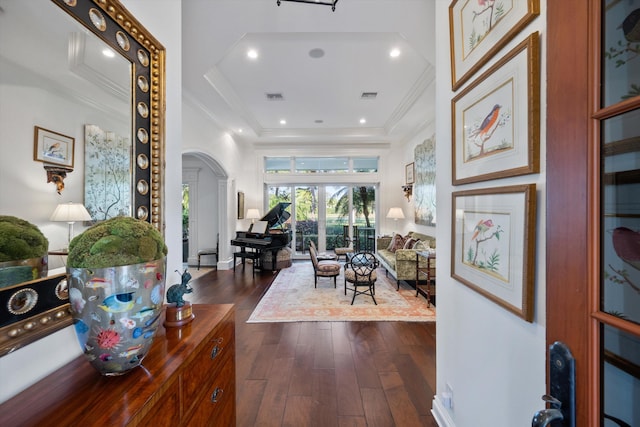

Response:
(66, 216), (168, 376)
(0, 215), (49, 288)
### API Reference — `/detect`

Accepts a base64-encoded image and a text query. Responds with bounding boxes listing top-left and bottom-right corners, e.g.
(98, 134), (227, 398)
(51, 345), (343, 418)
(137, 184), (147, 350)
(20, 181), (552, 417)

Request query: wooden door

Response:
(547, 1), (640, 426)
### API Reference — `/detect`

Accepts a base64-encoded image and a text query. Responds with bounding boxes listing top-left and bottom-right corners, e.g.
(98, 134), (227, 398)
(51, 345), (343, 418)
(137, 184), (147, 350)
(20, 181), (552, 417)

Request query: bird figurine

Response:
(471, 219), (494, 241)
(469, 104), (501, 140)
(620, 8), (640, 43)
(612, 227), (640, 271)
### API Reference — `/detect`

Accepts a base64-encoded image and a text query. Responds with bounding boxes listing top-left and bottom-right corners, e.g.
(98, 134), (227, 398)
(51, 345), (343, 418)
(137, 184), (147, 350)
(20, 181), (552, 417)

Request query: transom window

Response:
(265, 156), (378, 174)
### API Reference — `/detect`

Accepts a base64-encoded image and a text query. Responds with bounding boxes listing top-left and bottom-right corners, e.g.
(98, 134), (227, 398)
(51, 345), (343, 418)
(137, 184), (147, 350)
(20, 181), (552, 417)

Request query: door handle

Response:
(532, 395), (563, 427)
(531, 341), (575, 427)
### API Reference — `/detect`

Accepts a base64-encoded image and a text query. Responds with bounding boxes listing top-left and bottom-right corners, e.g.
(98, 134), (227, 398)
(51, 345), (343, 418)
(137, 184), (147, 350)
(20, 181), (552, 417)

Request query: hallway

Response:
(188, 264), (438, 426)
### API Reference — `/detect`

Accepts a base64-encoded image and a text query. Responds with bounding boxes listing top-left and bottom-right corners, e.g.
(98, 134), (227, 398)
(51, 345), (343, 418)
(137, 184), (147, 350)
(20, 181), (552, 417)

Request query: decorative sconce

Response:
(44, 165), (73, 195)
(402, 185), (413, 202)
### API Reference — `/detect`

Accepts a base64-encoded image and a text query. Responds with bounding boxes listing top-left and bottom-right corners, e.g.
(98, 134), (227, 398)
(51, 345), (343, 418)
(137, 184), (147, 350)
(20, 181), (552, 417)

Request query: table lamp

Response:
(50, 202), (92, 248)
(386, 207), (405, 222)
(246, 208), (261, 223)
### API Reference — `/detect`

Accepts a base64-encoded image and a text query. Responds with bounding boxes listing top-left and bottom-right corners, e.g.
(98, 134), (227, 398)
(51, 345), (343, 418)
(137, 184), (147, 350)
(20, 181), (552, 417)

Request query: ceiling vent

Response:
(266, 93), (284, 101)
(361, 92), (377, 99)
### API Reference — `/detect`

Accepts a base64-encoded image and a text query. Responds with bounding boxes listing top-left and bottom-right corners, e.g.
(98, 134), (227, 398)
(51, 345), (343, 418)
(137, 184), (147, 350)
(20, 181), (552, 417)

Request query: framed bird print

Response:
(452, 32), (539, 185)
(449, 0), (540, 91)
(33, 126), (75, 168)
(451, 184), (537, 322)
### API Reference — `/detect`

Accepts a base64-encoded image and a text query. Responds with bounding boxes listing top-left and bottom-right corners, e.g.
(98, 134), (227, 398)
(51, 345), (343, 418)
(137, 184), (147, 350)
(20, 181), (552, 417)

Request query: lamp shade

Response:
(246, 208), (261, 220)
(50, 202), (92, 223)
(386, 207), (405, 220)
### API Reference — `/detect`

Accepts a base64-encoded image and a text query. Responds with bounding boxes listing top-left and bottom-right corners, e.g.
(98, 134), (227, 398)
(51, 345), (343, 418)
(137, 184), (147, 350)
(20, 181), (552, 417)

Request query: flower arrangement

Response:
(67, 216), (167, 268)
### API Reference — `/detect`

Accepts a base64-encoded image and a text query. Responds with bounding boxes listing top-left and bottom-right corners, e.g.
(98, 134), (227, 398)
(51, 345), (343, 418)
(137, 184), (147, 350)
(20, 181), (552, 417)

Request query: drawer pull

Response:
(210, 344), (224, 359)
(210, 337), (224, 359)
(211, 387), (223, 403)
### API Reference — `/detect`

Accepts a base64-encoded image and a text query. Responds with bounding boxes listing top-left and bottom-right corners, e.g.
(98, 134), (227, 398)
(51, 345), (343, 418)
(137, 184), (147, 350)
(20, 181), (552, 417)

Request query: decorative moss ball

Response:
(0, 215), (49, 262)
(68, 216), (167, 268)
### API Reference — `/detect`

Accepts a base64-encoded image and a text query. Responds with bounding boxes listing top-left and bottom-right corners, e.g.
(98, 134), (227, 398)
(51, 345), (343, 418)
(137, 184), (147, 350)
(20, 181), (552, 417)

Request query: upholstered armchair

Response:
(309, 244), (341, 287)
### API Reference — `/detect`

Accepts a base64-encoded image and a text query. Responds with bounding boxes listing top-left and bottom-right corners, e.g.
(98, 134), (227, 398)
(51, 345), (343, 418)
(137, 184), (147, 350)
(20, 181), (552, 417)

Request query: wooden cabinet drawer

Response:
(181, 314), (235, 422)
(137, 378), (180, 427)
(181, 327), (233, 402)
(182, 352), (236, 427)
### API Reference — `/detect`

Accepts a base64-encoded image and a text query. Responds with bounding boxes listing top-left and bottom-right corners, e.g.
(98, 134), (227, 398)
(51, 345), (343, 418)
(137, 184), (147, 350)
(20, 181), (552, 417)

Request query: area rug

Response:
(247, 263), (435, 323)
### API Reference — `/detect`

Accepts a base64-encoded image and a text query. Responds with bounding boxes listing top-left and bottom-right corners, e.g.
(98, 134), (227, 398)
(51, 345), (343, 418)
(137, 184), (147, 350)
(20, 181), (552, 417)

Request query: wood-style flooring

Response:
(188, 262), (438, 427)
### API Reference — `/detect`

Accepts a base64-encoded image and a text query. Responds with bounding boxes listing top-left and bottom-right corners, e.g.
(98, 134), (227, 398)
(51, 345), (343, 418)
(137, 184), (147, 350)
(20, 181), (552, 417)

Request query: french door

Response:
(547, 1), (640, 426)
(267, 184), (376, 257)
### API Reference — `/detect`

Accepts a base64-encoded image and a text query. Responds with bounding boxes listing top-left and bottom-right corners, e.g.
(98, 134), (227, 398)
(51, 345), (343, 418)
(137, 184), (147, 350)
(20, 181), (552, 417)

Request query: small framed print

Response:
(451, 184), (537, 322)
(405, 162), (415, 185)
(237, 191), (245, 219)
(33, 126), (75, 168)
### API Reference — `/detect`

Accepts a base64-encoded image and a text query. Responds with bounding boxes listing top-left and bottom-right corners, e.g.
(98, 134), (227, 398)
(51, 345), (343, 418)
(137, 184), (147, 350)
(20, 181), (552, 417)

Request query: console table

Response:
(416, 250), (436, 306)
(0, 304), (236, 426)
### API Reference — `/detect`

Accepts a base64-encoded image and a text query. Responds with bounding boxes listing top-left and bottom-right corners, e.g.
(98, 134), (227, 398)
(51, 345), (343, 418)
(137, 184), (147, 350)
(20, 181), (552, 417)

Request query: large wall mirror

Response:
(0, 0), (164, 356)
(52, 0), (166, 228)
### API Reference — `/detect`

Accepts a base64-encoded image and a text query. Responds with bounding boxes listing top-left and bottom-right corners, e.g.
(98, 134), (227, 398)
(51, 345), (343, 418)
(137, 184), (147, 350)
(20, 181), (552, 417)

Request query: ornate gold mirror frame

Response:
(53, 0), (165, 229)
(0, 0), (164, 356)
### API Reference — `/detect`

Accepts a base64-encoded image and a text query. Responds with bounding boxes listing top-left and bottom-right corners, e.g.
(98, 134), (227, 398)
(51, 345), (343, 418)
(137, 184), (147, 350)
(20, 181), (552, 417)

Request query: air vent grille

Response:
(266, 93), (284, 100)
(361, 92), (377, 99)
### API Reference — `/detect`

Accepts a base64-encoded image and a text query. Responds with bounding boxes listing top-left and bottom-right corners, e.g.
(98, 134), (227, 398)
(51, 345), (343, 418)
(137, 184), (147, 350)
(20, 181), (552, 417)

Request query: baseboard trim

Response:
(432, 395), (455, 427)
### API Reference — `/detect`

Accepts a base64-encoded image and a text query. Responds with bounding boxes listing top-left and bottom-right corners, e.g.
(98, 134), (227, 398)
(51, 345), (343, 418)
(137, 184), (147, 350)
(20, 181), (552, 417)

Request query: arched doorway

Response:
(182, 152), (229, 269)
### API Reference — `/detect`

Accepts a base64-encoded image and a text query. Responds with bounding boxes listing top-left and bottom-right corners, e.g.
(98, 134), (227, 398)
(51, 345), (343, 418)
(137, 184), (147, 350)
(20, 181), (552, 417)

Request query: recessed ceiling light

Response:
(102, 48), (115, 58)
(247, 49), (258, 59)
(390, 48), (401, 58)
(309, 48), (325, 59)
(238, 128), (243, 133)
(280, 119), (287, 125)
(359, 118), (366, 124)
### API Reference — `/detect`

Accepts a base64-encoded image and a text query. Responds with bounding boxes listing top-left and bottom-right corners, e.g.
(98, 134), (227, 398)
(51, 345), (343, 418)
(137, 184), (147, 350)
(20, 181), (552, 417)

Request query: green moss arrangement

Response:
(0, 215), (49, 262)
(68, 216), (167, 268)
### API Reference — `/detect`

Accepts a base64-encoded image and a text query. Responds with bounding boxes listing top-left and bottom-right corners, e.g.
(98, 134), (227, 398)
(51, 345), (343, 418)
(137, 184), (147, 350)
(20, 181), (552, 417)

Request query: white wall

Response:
(182, 99), (244, 265)
(0, 0), (183, 403)
(430, 2), (547, 426)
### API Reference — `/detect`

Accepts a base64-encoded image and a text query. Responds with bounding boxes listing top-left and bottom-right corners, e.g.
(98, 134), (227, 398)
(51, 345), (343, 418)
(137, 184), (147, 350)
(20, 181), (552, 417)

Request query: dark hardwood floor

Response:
(188, 262), (438, 427)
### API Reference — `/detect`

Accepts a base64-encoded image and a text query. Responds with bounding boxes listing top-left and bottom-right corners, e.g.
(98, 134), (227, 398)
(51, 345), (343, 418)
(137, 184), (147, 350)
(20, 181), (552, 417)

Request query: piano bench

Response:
(234, 251), (261, 276)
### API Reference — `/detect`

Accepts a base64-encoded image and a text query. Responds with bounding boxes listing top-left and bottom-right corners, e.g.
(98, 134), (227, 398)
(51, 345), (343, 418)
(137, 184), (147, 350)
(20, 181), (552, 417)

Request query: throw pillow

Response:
(387, 234), (406, 253)
(403, 237), (418, 250)
(414, 240), (428, 251)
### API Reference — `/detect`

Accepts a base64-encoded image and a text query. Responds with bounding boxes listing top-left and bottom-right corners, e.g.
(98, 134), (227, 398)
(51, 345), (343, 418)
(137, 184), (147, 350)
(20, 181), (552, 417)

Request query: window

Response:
(265, 156), (378, 173)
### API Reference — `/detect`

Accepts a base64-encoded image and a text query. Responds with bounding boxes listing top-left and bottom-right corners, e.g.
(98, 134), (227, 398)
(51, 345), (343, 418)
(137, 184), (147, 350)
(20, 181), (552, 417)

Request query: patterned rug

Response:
(247, 263), (436, 323)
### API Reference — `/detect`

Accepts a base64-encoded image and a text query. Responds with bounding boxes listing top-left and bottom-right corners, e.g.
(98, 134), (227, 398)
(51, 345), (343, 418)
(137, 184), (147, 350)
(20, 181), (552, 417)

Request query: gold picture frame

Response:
(452, 32), (540, 185)
(33, 126), (75, 168)
(451, 184), (537, 322)
(237, 191), (245, 219)
(405, 162), (415, 185)
(449, 0), (540, 91)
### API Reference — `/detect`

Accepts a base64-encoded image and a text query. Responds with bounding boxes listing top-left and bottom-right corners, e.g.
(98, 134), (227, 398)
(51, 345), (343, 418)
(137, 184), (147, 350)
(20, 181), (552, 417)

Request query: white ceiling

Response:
(182, 0), (436, 147)
(0, 0), (436, 148)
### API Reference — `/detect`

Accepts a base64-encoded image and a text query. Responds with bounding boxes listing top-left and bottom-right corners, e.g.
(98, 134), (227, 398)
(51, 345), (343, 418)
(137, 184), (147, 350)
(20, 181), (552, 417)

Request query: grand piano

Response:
(231, 202), (292, 271)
